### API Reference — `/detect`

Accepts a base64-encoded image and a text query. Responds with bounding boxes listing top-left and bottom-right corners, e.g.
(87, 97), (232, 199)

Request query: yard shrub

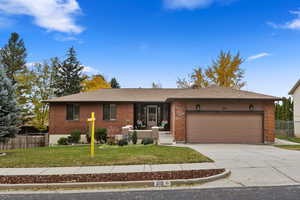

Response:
(57, 137), (68, 145)
(132, 131), (138, 145)
(118, 138), (128, 146)
(141, 137), (154, 145)
(67, 130), (81, 144)
(95, 128), (107, 143)
(107, 137), (116, 145)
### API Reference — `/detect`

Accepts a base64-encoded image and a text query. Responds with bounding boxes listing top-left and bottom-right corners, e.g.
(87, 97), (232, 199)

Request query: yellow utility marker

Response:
(87, 112), (96, 158)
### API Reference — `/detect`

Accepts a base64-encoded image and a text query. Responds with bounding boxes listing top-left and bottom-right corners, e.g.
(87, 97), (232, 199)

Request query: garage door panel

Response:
(186, 112), (263, 144)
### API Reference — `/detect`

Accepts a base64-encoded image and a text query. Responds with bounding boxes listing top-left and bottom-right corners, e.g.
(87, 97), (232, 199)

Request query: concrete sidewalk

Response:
(0, 163), (219, 176)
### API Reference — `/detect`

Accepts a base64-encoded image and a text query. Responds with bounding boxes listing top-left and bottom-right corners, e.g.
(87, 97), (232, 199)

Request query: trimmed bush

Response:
(107, 138), (116, 145)
(118, 138), (128, 146)
(95, 128), (107, 143)
(67, 130), (81, 144)
(141, 137), (154, 145)
(57, 137), (68, 145)
(132, 131), (138, 145)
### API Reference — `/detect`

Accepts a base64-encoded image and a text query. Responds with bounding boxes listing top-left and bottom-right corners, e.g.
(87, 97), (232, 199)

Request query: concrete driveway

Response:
(179, 144), (300, 187)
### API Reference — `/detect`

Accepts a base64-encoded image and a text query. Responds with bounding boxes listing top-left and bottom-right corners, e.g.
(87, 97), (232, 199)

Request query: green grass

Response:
(275, 145), (300, 151)
(276, 135), (300, 143)
(0, 145), (212, 168)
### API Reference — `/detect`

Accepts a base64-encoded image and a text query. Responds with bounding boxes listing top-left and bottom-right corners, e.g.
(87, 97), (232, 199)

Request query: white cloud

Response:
(247, 53), (271, 61)
(268, 10), (300, 31)
(0, 0), (83, 34)
(53, 34), (83, 43)
(164, 0), (213, 9)
(82, 66), (99, 75)
(285, 10), (300, 30)
(163, 0), (234, 10)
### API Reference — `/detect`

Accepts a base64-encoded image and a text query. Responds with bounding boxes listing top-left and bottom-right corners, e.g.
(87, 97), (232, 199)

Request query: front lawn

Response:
(276, 135), (300, 143)
(275, 145), (300, 151)
(0, 145), (212, 168)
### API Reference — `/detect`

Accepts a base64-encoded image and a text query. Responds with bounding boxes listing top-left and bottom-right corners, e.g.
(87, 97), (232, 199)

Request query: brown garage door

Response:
(186, 112), (263, 144)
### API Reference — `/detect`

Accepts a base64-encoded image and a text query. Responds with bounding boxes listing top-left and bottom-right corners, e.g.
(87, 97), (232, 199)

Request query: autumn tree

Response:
(30, 61), (55, 131)
(53, 47), (85, 97)
(177, 68), (208, 88)
(81, 74), (111, 92)
(177, 51), (245, 89)
(205, 51), (245, 89)
(110, 77), (121, 88)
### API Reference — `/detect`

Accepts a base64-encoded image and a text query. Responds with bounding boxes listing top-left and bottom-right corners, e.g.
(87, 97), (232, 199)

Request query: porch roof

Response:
(44, 87), (280, 103)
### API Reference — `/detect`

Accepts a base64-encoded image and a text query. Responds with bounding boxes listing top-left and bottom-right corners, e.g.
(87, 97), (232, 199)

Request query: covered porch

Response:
(133, 103), (170, 131)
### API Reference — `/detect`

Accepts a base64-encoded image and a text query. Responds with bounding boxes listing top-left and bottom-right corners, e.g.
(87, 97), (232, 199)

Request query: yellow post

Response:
(88, 112), (96, 158)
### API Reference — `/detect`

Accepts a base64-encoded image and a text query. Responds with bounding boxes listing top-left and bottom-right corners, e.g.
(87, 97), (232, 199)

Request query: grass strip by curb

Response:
(0, 169), (230, 191)
(0, 169), (224, 184)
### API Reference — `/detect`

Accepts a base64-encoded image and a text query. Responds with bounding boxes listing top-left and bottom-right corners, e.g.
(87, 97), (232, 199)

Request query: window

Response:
(103, 104), (117, 120)
(66, 104), (80, 120)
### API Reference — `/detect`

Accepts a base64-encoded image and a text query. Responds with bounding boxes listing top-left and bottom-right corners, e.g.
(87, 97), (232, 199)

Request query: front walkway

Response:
(0, 163), (219, 176)
(178, 144), (300, 188)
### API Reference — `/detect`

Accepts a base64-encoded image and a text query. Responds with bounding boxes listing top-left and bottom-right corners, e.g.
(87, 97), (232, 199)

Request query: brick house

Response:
(45, 87), (280, 144)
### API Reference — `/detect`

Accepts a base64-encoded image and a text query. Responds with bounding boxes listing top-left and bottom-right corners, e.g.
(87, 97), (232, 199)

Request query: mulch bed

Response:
(0, 169), (225, 184)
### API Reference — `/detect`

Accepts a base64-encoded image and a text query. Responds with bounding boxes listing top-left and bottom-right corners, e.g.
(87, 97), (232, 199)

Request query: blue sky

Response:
(0, 0), (300, 97)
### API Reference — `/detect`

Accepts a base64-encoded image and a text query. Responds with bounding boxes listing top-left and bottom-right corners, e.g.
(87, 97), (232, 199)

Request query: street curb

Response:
(0, 169), (230, 190)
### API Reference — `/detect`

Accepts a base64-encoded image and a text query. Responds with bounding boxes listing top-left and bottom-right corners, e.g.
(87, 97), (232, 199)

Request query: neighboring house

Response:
(289, 80), (300, 138)
(45, 87), (280, 144)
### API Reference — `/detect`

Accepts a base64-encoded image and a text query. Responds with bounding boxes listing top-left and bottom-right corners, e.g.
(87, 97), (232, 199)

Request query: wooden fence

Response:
(0, 134), (49, 150)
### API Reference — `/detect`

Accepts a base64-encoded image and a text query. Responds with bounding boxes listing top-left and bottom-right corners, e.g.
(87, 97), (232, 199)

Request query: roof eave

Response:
(166, 97), (282, 102)
(289, 79), (300, 95)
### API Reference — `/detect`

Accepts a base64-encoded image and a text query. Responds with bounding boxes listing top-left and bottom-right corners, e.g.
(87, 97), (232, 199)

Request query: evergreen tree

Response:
(0, 32), (32, 124)
(110, 77), (121, 88)
(275, 97), (293, 121)
(0, 66), (20, 142)
(0, 32), (27, 84)
(53, 47), (84, 97)
(151, 82), (162, 88)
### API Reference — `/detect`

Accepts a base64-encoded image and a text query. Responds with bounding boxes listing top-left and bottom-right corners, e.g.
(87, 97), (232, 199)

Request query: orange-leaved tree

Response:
(81, 74), (111, 92)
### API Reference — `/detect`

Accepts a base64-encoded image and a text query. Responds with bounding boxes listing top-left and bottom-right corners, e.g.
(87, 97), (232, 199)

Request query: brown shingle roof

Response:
(44, 87), (280, 103)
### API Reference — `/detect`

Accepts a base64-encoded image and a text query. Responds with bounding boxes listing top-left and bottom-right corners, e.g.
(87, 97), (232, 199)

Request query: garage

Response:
(186, 112), (264, 144)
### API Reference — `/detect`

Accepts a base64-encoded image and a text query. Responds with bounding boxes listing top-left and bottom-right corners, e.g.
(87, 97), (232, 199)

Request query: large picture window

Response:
(66, 104), (80, 120)
(103, 104), (117, 120)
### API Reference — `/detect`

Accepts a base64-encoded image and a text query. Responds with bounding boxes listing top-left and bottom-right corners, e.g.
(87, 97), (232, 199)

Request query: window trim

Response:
(103, 104), (117, 121)
(66, 103), (80, 121)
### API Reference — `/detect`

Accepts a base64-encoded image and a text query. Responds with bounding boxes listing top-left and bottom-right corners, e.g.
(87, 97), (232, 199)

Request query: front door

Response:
(147, 105), (158, 128)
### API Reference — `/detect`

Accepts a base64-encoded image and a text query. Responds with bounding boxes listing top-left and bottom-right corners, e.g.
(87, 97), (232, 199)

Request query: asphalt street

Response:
(1, 185), (300, 200)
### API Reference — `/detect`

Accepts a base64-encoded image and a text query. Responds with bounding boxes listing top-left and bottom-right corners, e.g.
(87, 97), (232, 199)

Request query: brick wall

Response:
(171, 101), (186, 142)
(263, 102), (275, 143)
(49, 103), (134, 136)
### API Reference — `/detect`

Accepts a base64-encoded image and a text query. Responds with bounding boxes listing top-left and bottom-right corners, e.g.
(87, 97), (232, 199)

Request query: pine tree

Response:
(53, 47), (85, 97)
(0, 66), (20, 142)
(110, 77), (121, 88)
(0, 32), (27, 84)
(0, 32), (32, 124)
